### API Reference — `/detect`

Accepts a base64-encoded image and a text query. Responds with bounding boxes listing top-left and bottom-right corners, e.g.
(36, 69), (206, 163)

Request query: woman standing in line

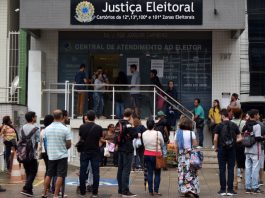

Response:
(142, 117), (164, 196)
(208, 99), (221, 149)
(0, 116), (18, 172)
(175, 116), (199, 198)
(39, 114), (54, 177)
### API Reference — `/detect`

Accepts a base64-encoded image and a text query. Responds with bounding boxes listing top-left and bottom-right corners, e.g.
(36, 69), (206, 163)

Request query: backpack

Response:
(220, 122), (234, 149)
(154, 122), (169, 143)
(242, 123), (256, 148)
(114, 120), (129, 146)
(17, 127), (38, 163)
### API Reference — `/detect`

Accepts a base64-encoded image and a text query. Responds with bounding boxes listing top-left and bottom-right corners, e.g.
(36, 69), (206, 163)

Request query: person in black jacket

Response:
(116, 108), (138, 197)
(165, 80), (178, 129)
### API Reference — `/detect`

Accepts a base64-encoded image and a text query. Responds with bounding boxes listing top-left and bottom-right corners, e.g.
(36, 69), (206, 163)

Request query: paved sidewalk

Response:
(0, 166), (264, 198)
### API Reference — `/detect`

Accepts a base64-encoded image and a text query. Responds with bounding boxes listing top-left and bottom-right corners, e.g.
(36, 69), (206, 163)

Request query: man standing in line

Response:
(78, 110), (103, 198)
(116, 108), (138, 197)
(20, 111), (40, 197)
(243, 109), (264, 194)
(214, 109), (241, 196)
(75, 64), (88, 116)
(129, 64), (141, 118)
(42, 110), (72, 198)
(155, 111), (170, 170)
(193, 98), (205, 148)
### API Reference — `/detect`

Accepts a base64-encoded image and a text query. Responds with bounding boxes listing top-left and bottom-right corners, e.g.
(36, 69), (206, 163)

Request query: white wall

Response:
(31, 30), (59, 116)
(0, 0), (8, 102)
(212, 31), (241, 107)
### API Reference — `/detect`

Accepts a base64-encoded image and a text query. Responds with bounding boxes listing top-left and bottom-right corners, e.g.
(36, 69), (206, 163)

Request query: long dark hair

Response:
(213, 99), (221, 113)
(2, 116), (12, 127)
(115, 71), (128, 84)
(2, 116), (19, 141)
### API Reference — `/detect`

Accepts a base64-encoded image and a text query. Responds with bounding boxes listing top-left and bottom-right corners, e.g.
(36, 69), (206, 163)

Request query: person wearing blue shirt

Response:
(193, 98), (205, 148)
(74, 64), (87, 116)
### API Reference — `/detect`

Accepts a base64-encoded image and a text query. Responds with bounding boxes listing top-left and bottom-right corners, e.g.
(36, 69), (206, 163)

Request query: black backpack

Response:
(114, 120), (129, 146)
(242, 121), (256, 148)
(17, 127), (38, 163)
(154, 123), (169, 143)
(220, 122), (235, 149)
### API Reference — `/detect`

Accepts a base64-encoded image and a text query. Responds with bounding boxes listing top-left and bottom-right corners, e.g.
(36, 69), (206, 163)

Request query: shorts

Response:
(162, 143), (168, 157)
(47, 158), (68, 177)
(130, 94), (141, 108)
(260, 149), (264, 169)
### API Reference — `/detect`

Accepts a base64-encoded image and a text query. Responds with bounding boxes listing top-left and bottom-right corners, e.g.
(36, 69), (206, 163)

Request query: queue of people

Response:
(0, 90), (264, 198)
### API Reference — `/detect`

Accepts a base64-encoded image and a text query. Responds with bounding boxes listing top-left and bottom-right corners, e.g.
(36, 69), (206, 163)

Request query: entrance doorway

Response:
(88, 54), (121, 118)
(89, 54), (121, 83)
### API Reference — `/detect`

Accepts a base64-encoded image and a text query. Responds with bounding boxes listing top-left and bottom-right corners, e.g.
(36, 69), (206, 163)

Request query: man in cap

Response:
(154, 111), (170, 170)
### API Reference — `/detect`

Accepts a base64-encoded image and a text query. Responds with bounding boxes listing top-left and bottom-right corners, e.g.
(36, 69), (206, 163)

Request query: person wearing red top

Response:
(142, 117), (164, 196)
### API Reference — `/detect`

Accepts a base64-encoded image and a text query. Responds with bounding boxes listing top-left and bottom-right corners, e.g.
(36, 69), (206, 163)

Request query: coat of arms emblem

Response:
(75, 1), (95, 23)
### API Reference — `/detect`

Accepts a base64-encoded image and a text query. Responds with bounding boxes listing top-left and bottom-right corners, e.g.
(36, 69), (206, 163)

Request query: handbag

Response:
(155, 131), (166, 169)
(107, 142), (115, 153)
(75, 124), (97, 152)
(189, 131), (203, 170)
(104, 146), (111, 157)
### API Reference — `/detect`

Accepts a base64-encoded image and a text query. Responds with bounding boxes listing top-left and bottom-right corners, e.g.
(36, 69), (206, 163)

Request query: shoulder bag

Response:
(75, 124), (97, 152)
(189, 131), (203, 170)
(155, 131), (166, 169)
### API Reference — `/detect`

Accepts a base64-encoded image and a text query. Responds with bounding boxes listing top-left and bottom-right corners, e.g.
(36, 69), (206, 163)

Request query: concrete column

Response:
(28, 50), (44, 120)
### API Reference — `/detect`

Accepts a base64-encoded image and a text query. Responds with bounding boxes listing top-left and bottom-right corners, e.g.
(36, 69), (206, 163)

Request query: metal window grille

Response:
(7, 31), (20, 103)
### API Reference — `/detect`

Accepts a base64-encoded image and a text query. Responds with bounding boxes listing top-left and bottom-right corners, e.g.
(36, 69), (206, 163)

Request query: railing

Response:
(0, 87), (20, 104)
(42, 81), (195, 123)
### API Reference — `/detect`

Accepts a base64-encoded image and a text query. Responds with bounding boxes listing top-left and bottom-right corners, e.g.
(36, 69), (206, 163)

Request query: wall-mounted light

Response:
(14, 8), (20, 12)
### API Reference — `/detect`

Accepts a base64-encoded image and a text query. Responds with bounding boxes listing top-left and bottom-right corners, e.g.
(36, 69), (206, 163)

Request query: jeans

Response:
(4, 142), (12, 170)
(117, 152), (133, 194)
(115, 102), (124, 119)
(22, 159), (38, 191)
(217, 147), (236, 191)
(80, 152), (100, 195)
(196, 127), (204, 147)
(162, 143), (168, 157)
(144, 155), (161, 193)
(93, 93), (104, 117)
(245, 154), (260, 189)
(165, 107), (177, 128)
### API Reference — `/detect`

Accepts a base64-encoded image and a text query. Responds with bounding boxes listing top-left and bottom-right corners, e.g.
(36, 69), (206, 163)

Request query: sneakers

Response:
(217, 190), (226, 196)
(41, 195), (48, 198)
(252, 188), (264, 194)
(153, 192), (162, 196)
(149, 192), (154, 196)
(196, 146), (203, 149)
(122, 191), (137, 197)
(259, 181), (264, 187)
(92, 194), (98, 198)
(227, 190), (237, 196)
(245, 189), (252, 194)
(20, 189), (34, 197)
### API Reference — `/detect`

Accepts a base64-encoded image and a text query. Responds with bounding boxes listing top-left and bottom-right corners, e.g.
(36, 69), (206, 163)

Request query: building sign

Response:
(71, 0), (202, 25)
